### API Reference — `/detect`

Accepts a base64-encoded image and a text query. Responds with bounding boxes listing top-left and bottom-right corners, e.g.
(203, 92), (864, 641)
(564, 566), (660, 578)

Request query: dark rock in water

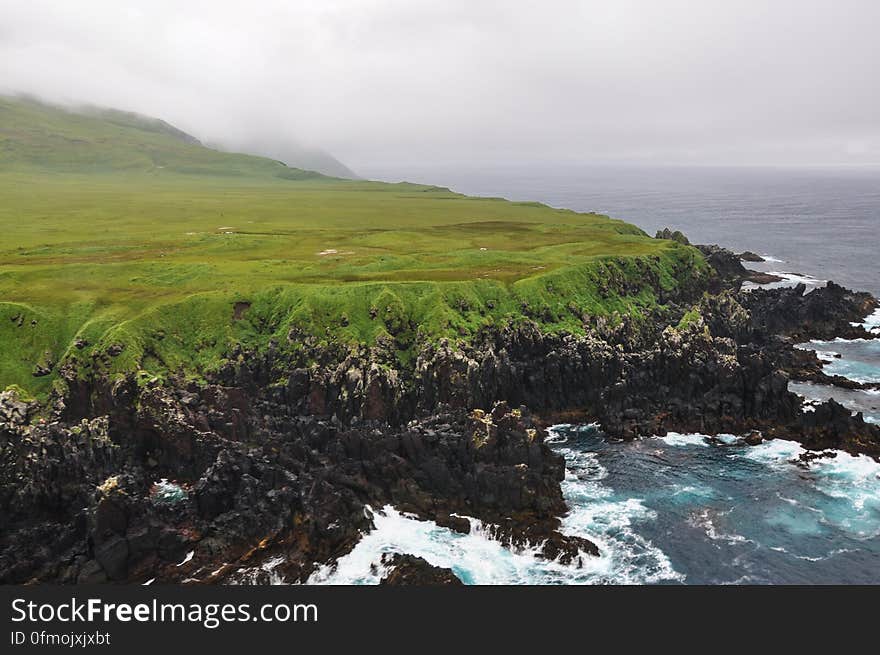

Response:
(471, 515), (599, 566)
(435, 513), (471, 534)
(691, 242), (780, 290)
(744, 271), (784, 285)
(791, 399), (880, 457)
(696, 244), (751, 291)
(538, 532), (600, 566)
(738, 251), (765, 262)
(743, 431), (764, 446)
(659, 236), (783, 290)
(379, 553), (463, 585)
(743, 281), (878, 341)
(797, 450), (837, 466)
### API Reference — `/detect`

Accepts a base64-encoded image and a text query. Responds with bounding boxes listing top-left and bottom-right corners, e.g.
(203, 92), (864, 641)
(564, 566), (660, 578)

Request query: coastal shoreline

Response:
(2, 234), (878, 585)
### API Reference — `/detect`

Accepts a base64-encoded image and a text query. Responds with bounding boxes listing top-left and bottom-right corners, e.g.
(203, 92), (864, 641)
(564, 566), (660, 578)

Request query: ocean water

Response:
(798, 339), (880, 385)
(791, 381), (879, 425)
(792, 310), (880, 423)
(309, 425), (880, 585)
(318, 164), (880, 584)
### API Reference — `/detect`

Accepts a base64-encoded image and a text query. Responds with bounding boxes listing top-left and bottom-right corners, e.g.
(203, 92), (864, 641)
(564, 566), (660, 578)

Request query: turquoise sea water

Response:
(793, 309), (880, 424)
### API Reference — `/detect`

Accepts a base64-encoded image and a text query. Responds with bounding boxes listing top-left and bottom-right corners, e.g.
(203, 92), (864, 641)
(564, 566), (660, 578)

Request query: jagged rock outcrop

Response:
(0, 389), (582, 583)
(738, 251), (765, 263)
(656, 229), (785, 290)
(742, 281), (877, 341)
(791, 399), (880, 458)
(379, 554), (463, 585)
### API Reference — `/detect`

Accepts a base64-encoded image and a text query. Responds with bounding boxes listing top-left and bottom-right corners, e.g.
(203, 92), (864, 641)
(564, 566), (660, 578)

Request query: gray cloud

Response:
(1, 0), (879, 168)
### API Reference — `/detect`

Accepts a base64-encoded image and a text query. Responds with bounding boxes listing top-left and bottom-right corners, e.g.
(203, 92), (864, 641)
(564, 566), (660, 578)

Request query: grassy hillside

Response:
(0, 96), (324, 179)
(0, 96), (708, 399)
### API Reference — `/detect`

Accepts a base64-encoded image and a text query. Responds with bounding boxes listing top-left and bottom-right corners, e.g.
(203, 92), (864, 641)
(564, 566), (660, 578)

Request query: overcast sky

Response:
(2, 0), (879, 168)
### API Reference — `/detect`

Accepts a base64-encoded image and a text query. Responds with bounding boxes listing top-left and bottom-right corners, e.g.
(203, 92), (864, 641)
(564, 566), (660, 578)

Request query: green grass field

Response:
(0, 96), (707, 399)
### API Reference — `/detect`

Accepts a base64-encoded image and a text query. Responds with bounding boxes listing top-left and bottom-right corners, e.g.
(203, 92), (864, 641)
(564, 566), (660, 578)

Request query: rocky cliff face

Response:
(2, 240), (878, 584)
(1, 391), (584, 583)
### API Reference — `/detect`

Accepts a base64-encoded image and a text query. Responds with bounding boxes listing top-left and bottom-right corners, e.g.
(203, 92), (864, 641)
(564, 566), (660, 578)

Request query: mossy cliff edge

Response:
(0, 96), (708, 405)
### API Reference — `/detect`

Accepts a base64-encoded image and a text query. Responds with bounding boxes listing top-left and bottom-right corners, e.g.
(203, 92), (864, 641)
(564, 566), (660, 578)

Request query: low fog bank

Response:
(2, 1), (879, 169)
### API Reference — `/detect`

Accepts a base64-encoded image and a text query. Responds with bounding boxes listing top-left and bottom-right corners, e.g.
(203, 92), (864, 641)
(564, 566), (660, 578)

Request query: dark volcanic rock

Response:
(745, 271), (784, 285)
(0, 389), (574, 583)
(692, 245), (781, 290)
(379, 553), (463, 585)
(738, 251), (765, 263)
(792, 399), (880, 458)
(742, 281), (877, 341)
(693, 244), (750, 292)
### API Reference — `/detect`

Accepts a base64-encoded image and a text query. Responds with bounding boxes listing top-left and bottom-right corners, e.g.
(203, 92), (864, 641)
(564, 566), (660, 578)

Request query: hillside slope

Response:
(212, 136), (359, 179)
(0, 97), (708, 400)
(0, 95), (327, 179)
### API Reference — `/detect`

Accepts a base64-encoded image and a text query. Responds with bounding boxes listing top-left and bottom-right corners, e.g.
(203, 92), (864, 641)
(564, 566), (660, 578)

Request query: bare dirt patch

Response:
(232, 301), (251, 320)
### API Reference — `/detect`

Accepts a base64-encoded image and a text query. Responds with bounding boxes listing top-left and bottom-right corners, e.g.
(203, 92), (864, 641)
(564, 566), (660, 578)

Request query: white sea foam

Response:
(657, 432), (710, 447)
(858, 308), (880, 331)
(670, 484), (717, 500)
(769, 546), (854, 562)
(794, 548), (856, 562)
(740, 438), (880, 539)
(794, 338), (880, 384)
(233, 555), (286, 585)
(688, 509), (752, 546)
(657, 432), (741, 447)
(743, 271), (825, 291)
(555, 447), (684, 584)
(809, 451), (880, 538)
(803, 336), (876, 345)
(740, 437), (806, 466)
(307, 505), (616, 585)
(309, 428), (684, 585)
(771, 271), (824, 285)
